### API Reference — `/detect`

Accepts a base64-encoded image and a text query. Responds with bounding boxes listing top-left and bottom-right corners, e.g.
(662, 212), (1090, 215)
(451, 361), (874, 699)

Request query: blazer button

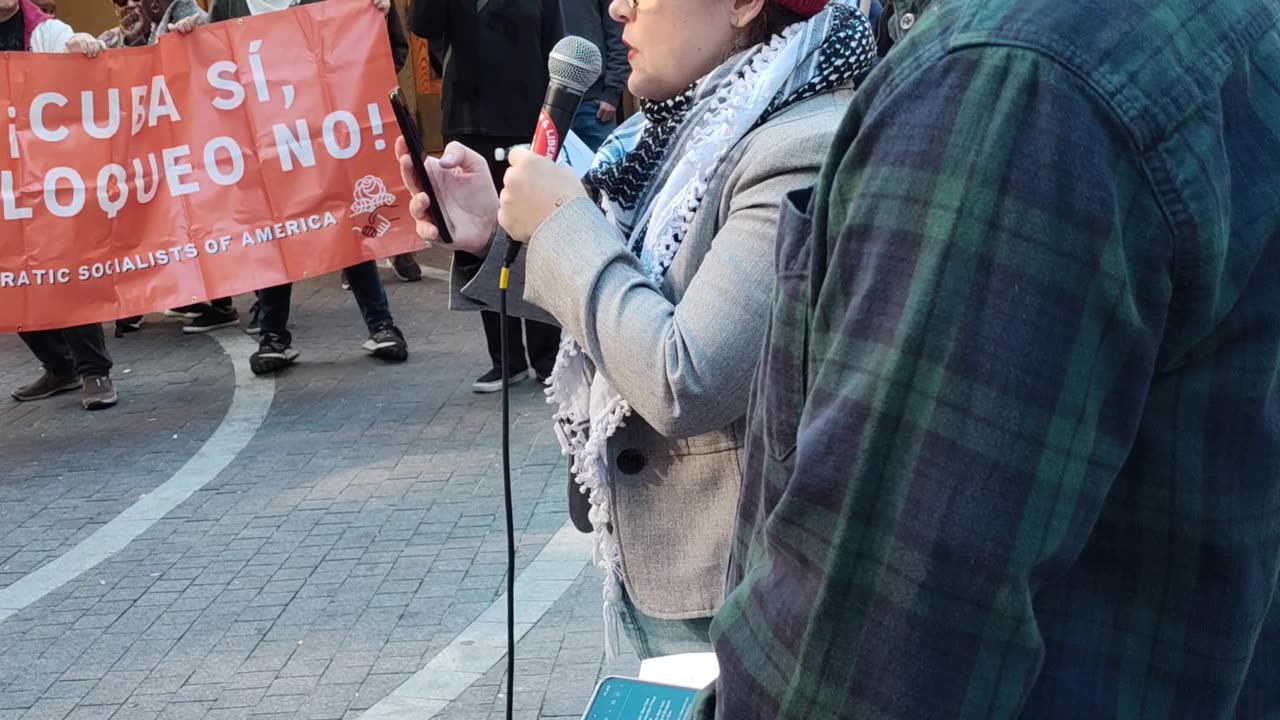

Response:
(616, 449), (646, 475)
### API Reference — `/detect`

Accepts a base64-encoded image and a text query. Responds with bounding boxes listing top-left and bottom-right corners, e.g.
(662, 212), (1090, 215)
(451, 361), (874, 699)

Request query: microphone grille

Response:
(548, 36), (604, 95)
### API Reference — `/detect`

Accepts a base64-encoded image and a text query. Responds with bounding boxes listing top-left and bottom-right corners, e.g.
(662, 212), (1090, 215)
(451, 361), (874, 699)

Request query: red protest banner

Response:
(0, 0), (421, 332)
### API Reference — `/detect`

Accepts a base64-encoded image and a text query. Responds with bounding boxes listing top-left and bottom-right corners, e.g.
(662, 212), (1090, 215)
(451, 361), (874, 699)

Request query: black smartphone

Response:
(389, 87), (453, 244)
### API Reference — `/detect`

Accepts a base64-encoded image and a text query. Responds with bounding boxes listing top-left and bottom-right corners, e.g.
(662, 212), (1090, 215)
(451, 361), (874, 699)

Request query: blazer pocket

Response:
(614, 444), (742, 618)
(679, 423), (741, 456)
(763, 188), (813, 461)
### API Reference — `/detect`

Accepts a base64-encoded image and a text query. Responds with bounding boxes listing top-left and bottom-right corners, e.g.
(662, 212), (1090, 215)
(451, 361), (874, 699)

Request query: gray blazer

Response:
(451, 89), (852, 620)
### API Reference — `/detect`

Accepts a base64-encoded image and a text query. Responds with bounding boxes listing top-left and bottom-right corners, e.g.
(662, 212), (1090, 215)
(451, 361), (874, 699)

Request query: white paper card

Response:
(637, 653), (721, 690)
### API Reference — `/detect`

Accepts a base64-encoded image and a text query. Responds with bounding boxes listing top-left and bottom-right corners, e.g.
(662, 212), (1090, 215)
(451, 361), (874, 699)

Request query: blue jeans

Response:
(619, 589), (713, 660)
(571, 99), (617, 153)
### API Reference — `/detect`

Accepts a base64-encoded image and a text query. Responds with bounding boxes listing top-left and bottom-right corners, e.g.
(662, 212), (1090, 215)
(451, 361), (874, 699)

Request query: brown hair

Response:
(742, 3), (806, 47)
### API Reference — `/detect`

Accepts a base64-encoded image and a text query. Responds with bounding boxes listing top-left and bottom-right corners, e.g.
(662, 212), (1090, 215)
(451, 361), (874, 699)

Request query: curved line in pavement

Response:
(358, 521), (594, 720)
(0, 331), (274, 625)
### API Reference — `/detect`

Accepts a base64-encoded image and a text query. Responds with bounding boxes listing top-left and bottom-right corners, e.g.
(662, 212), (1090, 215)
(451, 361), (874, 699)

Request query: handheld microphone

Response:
(494, 36), (603, 720)
(502, 36), (604, 267)
(494, 35), (604, 720)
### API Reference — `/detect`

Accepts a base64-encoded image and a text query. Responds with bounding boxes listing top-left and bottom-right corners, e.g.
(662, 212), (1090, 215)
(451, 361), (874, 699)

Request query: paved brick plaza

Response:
(0, 253), (638, 720)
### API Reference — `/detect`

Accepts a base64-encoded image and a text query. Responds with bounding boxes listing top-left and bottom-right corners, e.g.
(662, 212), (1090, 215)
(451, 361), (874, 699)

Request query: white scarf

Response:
(545, 2), (877, 656)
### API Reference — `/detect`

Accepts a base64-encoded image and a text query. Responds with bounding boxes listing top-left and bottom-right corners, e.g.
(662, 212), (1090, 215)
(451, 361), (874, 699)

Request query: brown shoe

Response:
(12, 370), (81, 402)
(81, 376), (118, 411)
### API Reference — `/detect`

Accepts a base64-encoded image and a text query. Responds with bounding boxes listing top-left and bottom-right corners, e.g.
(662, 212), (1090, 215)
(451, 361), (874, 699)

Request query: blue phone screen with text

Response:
(582, 677), (697, 720)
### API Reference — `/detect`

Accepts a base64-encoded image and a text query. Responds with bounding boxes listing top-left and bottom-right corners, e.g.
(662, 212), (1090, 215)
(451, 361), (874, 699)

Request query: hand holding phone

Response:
(389, 88), (453, 245)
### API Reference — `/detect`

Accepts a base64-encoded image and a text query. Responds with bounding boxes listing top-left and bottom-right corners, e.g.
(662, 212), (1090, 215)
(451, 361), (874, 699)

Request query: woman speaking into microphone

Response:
(397, 0), (875, 657)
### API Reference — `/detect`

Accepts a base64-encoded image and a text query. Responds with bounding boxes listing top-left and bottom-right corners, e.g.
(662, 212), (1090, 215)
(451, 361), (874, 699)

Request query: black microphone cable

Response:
(498, 236), (522, 720)
(493, 34), (601, 720)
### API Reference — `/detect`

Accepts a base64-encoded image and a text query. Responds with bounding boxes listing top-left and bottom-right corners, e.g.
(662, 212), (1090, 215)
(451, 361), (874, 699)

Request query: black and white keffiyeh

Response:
(546, 0), (877, 655)
(584, 1), (876, 263)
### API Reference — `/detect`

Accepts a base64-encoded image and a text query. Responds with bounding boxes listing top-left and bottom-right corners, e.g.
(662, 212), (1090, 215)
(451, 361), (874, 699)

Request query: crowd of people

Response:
(5, 0), (626, 407)
(6, 0), (1279, 715)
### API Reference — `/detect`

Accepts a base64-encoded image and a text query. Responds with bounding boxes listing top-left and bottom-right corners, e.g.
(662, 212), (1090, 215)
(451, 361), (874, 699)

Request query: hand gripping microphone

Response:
(501, 36), (604, 267)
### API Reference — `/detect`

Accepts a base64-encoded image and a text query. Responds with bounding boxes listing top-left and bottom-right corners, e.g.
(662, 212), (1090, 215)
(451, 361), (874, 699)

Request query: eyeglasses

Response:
(111, 0), (140, 8)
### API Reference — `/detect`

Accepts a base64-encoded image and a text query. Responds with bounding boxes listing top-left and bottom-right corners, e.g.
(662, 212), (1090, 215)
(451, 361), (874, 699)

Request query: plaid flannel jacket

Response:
(699, 0), (1280, 717)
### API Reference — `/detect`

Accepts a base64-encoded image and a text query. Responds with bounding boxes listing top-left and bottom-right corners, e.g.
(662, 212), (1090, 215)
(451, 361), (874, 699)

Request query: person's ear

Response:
(728, 0), (766, 30)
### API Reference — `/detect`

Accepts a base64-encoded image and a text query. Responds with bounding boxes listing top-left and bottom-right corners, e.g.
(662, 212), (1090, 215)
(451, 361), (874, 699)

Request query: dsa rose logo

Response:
(351, 176), (398, 238)
(351, 176), (396, 215)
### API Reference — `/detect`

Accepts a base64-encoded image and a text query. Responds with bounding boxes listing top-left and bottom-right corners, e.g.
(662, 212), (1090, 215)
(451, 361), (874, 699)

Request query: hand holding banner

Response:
(0, 0), (419, 332)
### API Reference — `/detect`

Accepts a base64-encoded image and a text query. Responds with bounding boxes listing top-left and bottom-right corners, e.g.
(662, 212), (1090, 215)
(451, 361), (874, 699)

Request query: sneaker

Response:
(362, 325), (409, 362)
(183, 305), (239, 334)
(249, 332), (299, 376)
(164, 304), (209, 319)
(11, 370), (81, 402)
(341, 271), (351, 291)
(245, 302), (261, 335)
(81, 376), (118, 410)
(392, 254), (423, 283)
(472, 366), (529, 394)
(114, 316), (144, 338)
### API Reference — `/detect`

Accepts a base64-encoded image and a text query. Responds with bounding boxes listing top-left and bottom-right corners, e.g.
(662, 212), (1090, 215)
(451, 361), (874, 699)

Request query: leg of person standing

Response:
(483, 317), (558, 382)
(166, 303), (211, 320)
(249, 283), (298, 375)
(523, 318), (561, 381)
(243, 294), (261, 335)
(114, 314), (144, 338)
(390, 253), (423, 283)
(14, 324), (117, 410)
(14, 330), (81, 401)
(185, 295), (240, 333)
(62, 323), (116, 409)
(448, 133), (543, 393)
(343, 259), (410, 362)
(481, 310), (530, 384)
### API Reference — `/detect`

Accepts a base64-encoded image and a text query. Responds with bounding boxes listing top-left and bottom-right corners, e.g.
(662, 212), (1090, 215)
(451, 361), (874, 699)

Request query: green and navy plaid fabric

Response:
(698, 0), (1280, 717)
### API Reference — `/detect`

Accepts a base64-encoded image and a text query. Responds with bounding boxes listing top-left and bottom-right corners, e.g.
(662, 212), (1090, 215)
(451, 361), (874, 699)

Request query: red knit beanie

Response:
(771, 0), (828, 18)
